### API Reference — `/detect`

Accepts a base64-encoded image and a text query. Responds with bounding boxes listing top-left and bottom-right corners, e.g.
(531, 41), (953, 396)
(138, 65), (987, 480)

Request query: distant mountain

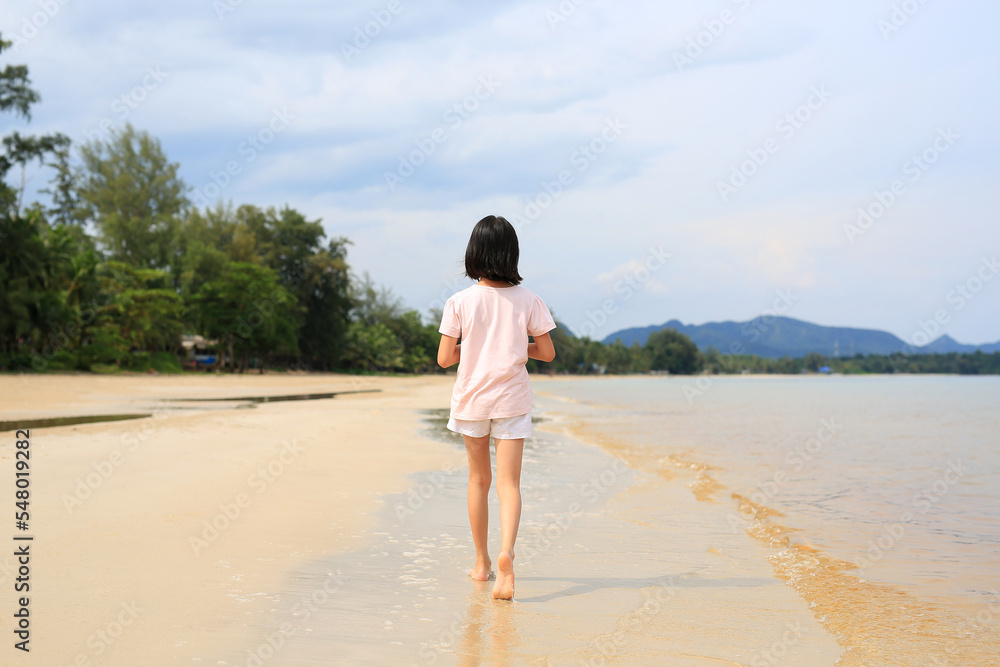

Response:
(601, 316), (1000, 359)
(920, 334), (1000, 354)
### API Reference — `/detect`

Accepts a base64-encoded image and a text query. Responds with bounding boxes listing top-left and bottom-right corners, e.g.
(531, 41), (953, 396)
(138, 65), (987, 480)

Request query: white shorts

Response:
(447, 413), (532, 439)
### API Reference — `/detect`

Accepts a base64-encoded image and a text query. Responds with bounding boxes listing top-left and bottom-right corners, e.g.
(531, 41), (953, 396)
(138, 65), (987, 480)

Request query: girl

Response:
(437, 215), (556, 600)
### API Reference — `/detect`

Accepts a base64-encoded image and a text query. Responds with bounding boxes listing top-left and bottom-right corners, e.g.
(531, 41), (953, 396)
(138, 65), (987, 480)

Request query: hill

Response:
(601, 316), (1000, 359)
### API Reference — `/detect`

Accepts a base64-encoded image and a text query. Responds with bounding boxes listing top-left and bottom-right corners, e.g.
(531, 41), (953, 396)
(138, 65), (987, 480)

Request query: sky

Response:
(4, 0), (1000, 345)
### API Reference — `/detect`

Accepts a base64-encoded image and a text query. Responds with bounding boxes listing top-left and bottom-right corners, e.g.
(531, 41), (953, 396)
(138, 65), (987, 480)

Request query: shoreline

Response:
(536, 375), (1000, 666)
(5, 372), (992, 664)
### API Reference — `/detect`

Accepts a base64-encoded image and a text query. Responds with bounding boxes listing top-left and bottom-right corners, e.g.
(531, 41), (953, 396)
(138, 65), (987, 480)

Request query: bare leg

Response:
(492, 437), (523, 600)
(464, 434), (492, 580)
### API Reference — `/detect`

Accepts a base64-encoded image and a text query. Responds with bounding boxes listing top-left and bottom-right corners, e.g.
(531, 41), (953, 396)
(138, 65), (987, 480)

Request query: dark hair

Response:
(464, 215), (523, 285)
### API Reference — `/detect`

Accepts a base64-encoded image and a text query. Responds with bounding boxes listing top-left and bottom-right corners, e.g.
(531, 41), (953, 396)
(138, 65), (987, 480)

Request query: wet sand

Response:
(0, 373), (843, 665)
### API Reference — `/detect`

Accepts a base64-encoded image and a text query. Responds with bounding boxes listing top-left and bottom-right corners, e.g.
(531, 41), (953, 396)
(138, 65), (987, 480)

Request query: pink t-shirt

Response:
(439, 284), (556, 420)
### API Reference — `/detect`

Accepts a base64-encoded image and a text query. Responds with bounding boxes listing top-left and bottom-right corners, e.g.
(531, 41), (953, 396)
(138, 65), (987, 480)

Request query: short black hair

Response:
(464, 215), (523, 285)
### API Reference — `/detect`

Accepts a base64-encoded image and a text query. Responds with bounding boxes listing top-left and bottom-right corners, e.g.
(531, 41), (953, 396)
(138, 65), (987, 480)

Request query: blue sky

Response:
(4, 0), (1000, 345)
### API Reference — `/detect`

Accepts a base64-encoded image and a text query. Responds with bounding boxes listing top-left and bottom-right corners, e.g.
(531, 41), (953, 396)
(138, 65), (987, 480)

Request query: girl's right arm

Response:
(437, 335), (461, 368)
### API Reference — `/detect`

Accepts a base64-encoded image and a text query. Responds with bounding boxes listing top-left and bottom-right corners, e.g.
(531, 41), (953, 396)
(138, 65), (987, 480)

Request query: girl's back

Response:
(439, 283), (555, 421)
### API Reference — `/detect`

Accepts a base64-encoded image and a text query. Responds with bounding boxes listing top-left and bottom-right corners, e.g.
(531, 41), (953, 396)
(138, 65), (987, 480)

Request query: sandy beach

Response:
(0, 372), (854, 665)
(0, 373), (466, 665)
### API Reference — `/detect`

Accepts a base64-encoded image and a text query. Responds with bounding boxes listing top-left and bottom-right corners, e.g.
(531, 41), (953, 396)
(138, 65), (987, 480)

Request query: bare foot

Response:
(492, 550), (515, 600)
(468, 558), (492, 581)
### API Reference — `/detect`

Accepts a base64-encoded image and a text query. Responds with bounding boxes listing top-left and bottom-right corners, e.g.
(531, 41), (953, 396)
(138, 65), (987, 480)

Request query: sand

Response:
(0, 372), (845, 666)
(0, 373), (463, 665)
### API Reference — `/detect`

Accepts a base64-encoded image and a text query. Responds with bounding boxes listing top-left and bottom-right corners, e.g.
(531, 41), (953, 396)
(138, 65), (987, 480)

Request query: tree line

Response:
(3, 36), (994, 376)
(536, 335), (1000, 375)
(0, 34), (445, 374)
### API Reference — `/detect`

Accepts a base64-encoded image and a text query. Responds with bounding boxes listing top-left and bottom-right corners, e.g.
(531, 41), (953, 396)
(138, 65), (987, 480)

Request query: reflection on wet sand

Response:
(457, 580), (521, 666)
(231, 390), (845, 666)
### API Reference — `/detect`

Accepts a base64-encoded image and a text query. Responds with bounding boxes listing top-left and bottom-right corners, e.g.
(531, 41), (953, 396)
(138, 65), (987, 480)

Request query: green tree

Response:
(84, 262), (184, 367)
(191, 262), (300, 372)
(802, 351), (827, 372)
(77, 124), (187, 269)
(0, 210), (48, 355)
(0, 210), (106, 371)
(175, 203), (352, 369)
(298, 238), (352, 369)
(343, 273), (401, 371)
(604, 339), (634, 374)
(388, 310), (438, 372)
(547, 325), (582, 373)
(343, 320), (403, 371)
(252, 206), (327, 288)
(40, 143), (83, 226)
(645, 327), (702, 374)
(1, 32), (71, 214)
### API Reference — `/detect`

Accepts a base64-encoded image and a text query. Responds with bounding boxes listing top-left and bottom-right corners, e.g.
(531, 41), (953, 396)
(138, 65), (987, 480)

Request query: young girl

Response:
(437, 215), (556, 600)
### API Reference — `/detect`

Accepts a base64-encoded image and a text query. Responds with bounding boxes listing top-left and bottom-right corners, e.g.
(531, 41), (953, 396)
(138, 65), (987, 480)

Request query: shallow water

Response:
(0, 388), (382, 432)
(218, 411), (656, 666)
(219, 398), (848, 666)
(0, 412), (152, 431)
(163, 388), (381, 403)
(537, 374), (1000, 665)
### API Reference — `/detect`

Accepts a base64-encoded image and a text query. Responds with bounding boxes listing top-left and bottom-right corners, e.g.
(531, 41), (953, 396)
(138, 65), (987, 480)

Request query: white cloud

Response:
(3, 0), (999, 343)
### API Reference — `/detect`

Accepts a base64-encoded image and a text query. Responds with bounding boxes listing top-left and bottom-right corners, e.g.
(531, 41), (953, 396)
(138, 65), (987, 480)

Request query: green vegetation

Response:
(2, 38), (995, 377)
(530, 326), (704, 375)
(0, 34), (439, 375)
(532, 333), (1000, 375)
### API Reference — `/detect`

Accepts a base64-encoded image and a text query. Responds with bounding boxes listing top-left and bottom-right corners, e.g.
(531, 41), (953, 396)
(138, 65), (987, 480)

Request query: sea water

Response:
(537, 374), (1000, 665)
(225, 375), (998, 666)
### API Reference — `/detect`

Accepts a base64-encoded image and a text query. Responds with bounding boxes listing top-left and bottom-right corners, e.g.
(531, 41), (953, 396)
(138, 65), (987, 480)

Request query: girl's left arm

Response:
(527, 332), (556, 362)
(437, 335), (461, 368)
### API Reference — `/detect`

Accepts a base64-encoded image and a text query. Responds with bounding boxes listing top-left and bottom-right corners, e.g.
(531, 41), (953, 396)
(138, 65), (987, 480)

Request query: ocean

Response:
(536, 374), (1000, 665)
